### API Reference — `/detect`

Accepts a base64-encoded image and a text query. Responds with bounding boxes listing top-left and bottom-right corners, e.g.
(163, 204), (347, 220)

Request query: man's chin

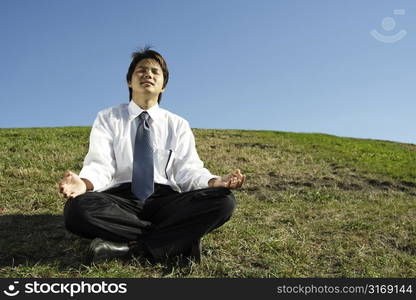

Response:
(136, 88), (150, 93)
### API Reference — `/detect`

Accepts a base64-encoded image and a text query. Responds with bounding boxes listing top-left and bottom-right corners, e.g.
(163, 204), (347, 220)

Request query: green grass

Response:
(0, 127), (415, 277)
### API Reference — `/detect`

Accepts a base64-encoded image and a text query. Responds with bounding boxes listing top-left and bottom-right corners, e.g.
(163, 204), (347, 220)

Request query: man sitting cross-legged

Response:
(58, 47), (245, 264)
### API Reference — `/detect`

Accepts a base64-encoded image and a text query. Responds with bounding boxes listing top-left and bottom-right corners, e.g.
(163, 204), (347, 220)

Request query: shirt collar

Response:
(128, 100), (163, 122)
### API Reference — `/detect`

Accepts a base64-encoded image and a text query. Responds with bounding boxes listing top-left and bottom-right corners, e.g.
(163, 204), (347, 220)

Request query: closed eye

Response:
(135, 67), (161, 74)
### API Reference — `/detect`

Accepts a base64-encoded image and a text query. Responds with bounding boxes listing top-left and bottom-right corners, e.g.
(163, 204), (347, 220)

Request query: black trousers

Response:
(63, 183), (236, 261)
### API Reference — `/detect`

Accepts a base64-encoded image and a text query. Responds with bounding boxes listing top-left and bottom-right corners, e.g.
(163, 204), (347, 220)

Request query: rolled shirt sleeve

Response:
(173, 120), (220, 192)
(79, 111), (116, 191)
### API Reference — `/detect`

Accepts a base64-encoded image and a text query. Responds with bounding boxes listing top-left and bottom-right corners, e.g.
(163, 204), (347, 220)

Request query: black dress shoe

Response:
(128, 240), (153, 262)
(86, 238), (130, 265)
(187, 239), (201, 263)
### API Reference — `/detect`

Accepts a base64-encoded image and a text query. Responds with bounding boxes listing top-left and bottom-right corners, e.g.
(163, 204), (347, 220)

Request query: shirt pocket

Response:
(154, 148), (175, 179)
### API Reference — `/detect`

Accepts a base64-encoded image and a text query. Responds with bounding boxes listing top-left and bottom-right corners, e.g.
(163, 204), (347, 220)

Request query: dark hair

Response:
(126, 46), (169, 104)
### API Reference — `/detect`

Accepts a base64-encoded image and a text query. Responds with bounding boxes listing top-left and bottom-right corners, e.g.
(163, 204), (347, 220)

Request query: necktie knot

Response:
(139, 112), (150, 122)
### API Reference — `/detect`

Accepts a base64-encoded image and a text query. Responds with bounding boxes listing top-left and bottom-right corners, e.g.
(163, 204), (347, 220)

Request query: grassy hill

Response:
(0, 127), (415, 277)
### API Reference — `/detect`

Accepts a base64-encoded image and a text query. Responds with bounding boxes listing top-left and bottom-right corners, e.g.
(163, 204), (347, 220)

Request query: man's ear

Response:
(160, 87), (166, 93)
(127, 81), (131, 88)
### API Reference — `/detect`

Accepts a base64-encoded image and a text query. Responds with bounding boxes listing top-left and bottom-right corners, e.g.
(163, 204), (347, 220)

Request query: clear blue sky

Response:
(1, 0), (415, 144)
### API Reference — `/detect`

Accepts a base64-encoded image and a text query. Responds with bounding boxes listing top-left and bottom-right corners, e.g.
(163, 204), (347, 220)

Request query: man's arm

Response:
(58, 111), (116, 198)
(173, 120), (220, 191)
(77, 111), (116, 191)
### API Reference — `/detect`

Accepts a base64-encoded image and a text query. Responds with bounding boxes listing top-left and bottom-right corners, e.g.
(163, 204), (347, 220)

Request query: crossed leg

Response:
(64, 183), (236, 261)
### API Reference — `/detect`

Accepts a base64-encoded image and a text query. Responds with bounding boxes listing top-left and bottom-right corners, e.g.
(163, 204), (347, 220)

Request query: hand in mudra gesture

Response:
(58, 170), (87, 199)
(209, 169), (246, 189)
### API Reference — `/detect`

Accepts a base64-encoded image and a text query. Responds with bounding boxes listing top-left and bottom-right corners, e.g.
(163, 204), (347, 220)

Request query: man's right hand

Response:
(58, 170), (87, 199)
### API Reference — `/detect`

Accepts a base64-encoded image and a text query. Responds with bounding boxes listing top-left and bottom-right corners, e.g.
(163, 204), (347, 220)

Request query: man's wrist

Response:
(208, 176), (222, 187)
(208, 178), (217, 187)
(81, 178), (94, 191)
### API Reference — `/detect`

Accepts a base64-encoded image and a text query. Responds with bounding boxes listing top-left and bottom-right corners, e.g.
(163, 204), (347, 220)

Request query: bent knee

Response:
(216, 190), (237, 218)
(63, 192), (98, 229)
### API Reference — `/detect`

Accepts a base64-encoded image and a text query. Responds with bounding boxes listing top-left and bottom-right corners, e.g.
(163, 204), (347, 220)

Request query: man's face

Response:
(128, 58), (165, 100)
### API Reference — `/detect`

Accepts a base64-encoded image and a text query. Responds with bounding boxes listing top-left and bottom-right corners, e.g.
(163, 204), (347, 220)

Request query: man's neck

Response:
(132, 96), (158, 110)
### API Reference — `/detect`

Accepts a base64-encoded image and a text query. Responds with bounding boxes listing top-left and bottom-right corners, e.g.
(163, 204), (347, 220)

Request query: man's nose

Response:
(143, 70), (152, 78)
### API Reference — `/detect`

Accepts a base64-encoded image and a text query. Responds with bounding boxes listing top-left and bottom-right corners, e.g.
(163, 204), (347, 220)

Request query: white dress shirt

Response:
(79, 101), (220, 193)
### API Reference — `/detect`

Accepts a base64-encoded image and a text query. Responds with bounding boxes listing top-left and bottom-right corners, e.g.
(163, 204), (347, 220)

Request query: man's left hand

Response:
(209, 169), (246, 189)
